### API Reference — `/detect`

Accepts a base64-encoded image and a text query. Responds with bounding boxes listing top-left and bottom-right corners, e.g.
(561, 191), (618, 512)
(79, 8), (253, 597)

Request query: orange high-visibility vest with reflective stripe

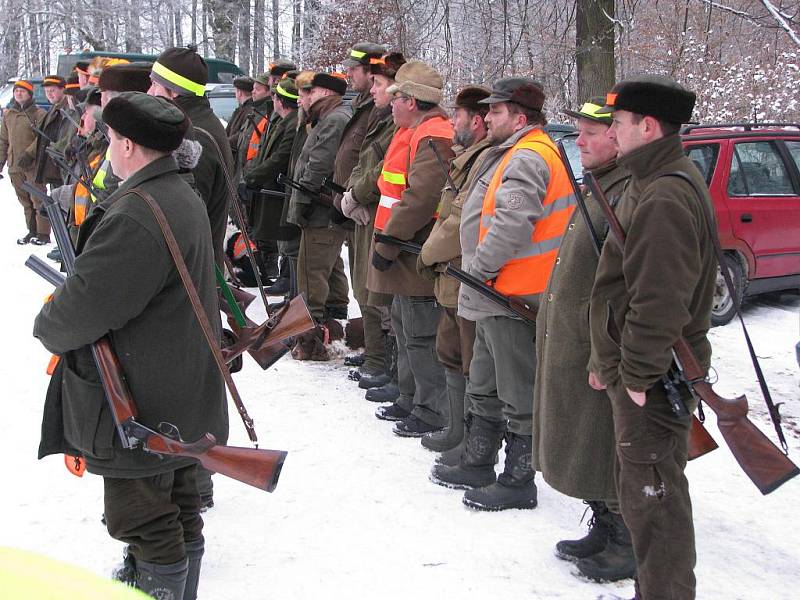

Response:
(478, 128), (575, 298)
(246, 117), (268, 162)
(74, 154), (103, 226)
(375, 116), (454, 231)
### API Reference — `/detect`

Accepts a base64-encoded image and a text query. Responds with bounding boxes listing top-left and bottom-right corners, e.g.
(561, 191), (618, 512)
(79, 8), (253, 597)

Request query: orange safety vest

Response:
(374, 116), (454, 231)
(74, 154), (103, 226)
(246, 117), (268, 162)
(478, 128), (575, 298)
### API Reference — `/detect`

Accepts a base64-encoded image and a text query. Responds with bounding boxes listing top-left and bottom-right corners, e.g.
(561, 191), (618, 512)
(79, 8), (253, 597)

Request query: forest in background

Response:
(0, 0), (798, 122)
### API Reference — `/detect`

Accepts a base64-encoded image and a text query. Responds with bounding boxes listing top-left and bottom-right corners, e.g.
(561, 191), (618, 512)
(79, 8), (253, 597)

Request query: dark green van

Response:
(56, 51), (244, 84)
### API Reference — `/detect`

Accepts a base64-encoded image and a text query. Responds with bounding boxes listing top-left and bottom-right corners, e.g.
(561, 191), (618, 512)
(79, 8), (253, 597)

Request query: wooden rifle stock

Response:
(584, 171), (798, 493)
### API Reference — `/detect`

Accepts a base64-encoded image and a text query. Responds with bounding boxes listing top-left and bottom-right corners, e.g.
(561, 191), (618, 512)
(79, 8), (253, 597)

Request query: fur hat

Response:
(386, 61), (443, 105)
(269, 59), (297, 78)
(294, 71), (316, 90)
(306, 72), (348, 96)
(101, 92), (189, 152)
(151, 46), (208, 97)
(64, 75), (81, 96)
(98, 64), (152, 93)
(597, 75), (696, 124)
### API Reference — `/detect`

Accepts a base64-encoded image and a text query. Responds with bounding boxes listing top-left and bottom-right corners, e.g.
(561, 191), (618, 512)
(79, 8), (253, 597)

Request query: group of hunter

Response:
(8, 38), (714, 600)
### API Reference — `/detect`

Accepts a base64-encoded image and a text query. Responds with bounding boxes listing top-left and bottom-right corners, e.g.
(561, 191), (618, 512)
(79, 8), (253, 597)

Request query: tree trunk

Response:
(253, 0), (264, 73)
(292, 0), (301, 60)
(175, 10), (184, 46)
(238, 0), (251, 73)
(575, 0), (615, 102)
(272, 0), (280, 59)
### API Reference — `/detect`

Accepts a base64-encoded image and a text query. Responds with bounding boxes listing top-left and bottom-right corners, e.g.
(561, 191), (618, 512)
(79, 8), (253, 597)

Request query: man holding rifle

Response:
(34, 92), (227, 600)
(587, 76), (715, 600)
(533, 99), (634, 581)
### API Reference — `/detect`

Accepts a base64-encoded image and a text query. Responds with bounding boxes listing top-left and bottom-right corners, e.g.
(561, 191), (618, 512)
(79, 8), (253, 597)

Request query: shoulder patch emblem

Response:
(506, 192), (524, 210)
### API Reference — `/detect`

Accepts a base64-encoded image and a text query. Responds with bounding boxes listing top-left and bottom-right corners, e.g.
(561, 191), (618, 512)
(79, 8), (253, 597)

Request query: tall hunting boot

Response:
(555, 501), (613, 562)
(429, 414), (504, 490)
(576, 510), (636, 582)
(135, 557), (189, 600)
(365, 333), (399, 402)
(462, 432), (538, 511)
(182, 539), (205, 600)
(421, 369), (465, 452)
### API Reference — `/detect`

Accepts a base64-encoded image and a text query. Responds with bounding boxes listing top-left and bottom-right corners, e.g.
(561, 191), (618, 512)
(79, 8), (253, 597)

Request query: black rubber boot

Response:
(358, 333), (395, 389)
(365, 382), (400, 403)
(183, 539), (204, 600)
(462, 432), (538, 511)
(576, 511), (636, 582)
(111, 545), (136, 586)
(429, 414), (504, 490)
(421, 369), (466, 452)
(135, 557), (188, 600)
(555, 501), (612, 562)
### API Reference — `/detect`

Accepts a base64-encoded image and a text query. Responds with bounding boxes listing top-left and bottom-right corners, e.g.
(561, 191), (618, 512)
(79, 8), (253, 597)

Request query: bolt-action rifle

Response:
(583, 170), (798, 495)
(24, 185), (288, 493)
(374, 232), (537, 325)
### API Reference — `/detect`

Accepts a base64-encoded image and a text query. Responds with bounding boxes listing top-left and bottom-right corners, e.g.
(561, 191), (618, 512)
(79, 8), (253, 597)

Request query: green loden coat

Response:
(532, 160), (630, 501)
(34, 156), (228, 478)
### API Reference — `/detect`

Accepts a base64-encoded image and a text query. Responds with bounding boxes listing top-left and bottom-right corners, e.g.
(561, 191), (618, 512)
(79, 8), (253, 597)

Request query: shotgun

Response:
(374, 232), (537, 326)
(26, 191), (288, 493)
(583, 170), (798, 494)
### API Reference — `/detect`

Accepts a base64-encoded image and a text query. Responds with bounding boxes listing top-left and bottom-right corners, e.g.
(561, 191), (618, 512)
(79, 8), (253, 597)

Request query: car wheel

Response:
(711, 254), (744, 327)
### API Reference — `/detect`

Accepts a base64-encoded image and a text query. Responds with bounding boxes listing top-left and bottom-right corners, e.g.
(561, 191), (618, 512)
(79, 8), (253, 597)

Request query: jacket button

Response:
(568, 223), (575, 231)
(650, 453), (658, 460)
(548, 293), (553, 302)
(555, 257), (561, 265)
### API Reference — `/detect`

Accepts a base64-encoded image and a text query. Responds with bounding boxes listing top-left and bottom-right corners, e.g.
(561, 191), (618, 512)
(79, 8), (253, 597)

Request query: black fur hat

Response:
(597, 75), (696, 124)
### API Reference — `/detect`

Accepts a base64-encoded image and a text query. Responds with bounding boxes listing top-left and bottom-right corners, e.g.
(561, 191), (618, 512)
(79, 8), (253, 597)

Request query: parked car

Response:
(682, 123), (800, 326)
(206, 83), (238, 125)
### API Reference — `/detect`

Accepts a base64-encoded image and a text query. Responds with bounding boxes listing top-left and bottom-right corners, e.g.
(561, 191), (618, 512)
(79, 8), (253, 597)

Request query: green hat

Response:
(480, 77), (544, 111)
(596, 75), (695, 124)
(563, 96), (612, 125)
(151, 46), (208, 97)
(272, 79), (299, 105)
(253, 72), (271, 86)
(344, 43), (386, 68)
(101, 91), (189, 152)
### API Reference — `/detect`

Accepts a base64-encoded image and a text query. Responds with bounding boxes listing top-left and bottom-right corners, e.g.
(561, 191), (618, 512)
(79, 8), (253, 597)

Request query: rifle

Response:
(59, 107), (82, 131)
(277, 172), (334, 207)
(26, 190), (288, 493)
(427, 138), (460, 194)
(322, 176), (346, 196)
(555, 137), (602, 258)
(583, 170), (799, 494)
(45, 146), (101, 197)
(374, 232), (537, 326)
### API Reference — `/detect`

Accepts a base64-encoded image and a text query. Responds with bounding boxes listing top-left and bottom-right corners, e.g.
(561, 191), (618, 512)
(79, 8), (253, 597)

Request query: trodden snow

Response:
(0, 174), (798, 599)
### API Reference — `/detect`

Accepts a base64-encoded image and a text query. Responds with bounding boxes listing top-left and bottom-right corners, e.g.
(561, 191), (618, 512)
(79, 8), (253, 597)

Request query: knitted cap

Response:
(151, 46), (209, 97)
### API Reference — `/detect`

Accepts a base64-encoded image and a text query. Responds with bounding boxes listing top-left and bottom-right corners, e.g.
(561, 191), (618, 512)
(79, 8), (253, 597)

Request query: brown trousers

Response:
(10, 171), (50, 239)
(607, 379), (696, 600)
(297, 226), (350, 320)
(435, 306), (476, 376)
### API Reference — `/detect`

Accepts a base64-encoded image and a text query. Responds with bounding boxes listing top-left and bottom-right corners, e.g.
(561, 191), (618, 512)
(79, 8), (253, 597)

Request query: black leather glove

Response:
(372, 249), (394, 272)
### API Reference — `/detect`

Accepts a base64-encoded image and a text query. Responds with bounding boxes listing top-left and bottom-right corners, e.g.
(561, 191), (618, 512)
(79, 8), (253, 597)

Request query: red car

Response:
(682, 123), (800, 325)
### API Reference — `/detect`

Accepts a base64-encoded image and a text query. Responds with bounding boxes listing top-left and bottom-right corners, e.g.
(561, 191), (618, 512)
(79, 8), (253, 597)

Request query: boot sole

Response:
(365, 394), (396, 403)
(462, 497), (538, 511)
(375, 412), (409, 422)
(428, 473), (493, 491)
(572, 566), (636, 583)
(392, 426), (442, 438)
(358, 377), (391, 390)
(554, 549), (584, 563)
(420, 436), (462, 453)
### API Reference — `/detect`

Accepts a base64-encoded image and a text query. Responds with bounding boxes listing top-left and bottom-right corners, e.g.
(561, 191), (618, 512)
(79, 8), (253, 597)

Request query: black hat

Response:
(597, 75), (695, 124)
(368, 52), (406, 79)
(98, 64), (152, 93)
(480, 77), (545, 111)
(273, 79), (299, 106)
(151, 46), (209, 97)
(269, 59), (297, 78)
(306, 72), (347, 96)
(233, 76), (254, 92)
(563, 96), (612, 125)
(64, 75), (81, 96)
(84, 86), (102, 107)
(43, 75), (66, 88)
(450, 85), (491, 114)
(101, 91), (189, 152)
(344, 43), (386, 68)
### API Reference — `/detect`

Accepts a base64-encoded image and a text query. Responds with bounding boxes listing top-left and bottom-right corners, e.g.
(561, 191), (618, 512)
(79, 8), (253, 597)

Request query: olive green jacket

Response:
(0, 100), (46, 174)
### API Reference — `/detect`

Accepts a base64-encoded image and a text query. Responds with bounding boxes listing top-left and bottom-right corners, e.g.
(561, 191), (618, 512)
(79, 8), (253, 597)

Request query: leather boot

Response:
(576, 510), (636, 582)
(462, 432), (538, 511)
(421, 369), (465, 452)
(365, 382), (400, 403)
(183, 539), (204, 600)
(358, 333), (395, 389)
(111, 545), (136, 586)
(555, 501), (612, 562)
(135, 557), (188, 600)
(429, 414), (504, 490)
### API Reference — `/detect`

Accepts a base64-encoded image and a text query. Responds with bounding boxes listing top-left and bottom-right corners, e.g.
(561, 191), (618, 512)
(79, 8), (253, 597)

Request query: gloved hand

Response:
(416, 254), (437, 281)
(371, 249), (394, 272)
(18, 152), (35, 169)
(340, 190), (358, 217)
(349, 204), (371, 226)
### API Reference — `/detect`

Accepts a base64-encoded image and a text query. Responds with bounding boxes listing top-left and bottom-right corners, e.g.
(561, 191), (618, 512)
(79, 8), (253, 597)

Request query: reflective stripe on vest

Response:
(246, 117), (268, 162)
(74, 154), (103, 225)
(91, 148), (110, 200)
(478, 129), (575, 298)
(374, 116), (453, 231)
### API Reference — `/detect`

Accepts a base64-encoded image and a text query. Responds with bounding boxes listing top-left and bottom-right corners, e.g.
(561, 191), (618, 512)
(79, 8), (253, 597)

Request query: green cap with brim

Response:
(563, 97), (612, 125)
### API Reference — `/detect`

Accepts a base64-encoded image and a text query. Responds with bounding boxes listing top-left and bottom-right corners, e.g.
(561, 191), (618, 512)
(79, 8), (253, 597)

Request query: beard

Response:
(453, 127), (475, 148)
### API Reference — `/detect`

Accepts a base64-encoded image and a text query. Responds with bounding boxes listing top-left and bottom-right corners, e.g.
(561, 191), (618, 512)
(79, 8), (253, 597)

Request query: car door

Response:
(725, 139), (800, 279)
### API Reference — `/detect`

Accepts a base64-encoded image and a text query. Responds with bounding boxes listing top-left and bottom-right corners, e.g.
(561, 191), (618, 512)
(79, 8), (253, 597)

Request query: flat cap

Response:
(386, 60), (443, 105)
(101, 91), (189, 152)
(563, 96), (612, 125)
(344, 43), (387, 68)
(449, 85), (491, 113)
(480, 77), (544, 111)
(233, 76), (254, 92)
(597, 75), (695, 124)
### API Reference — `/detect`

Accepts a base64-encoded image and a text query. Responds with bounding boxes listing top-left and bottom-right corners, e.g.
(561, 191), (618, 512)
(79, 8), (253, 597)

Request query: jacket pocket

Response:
(604, 301), (622, 346)
(617, 434), (677, 503)
(61, 364), (116, 460)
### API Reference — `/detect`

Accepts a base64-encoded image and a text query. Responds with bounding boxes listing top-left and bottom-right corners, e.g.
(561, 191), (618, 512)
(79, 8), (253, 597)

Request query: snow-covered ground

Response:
(1, 173), (799, 600)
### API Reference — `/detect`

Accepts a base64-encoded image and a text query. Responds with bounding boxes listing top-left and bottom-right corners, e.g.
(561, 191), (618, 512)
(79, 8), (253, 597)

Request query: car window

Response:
(729, 141), (796, 196)
(685, 144), (718, 185)
(208, 95), (238, 123)
(785, 141), (800, 175)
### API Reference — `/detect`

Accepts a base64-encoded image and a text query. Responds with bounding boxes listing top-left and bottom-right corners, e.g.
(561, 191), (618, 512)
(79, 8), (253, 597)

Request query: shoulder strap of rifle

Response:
(129, 187), (259, 447)
(660, 171), (789, 454)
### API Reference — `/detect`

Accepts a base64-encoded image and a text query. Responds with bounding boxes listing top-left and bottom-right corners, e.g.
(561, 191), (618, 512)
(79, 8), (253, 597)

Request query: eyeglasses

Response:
(391, 94), (412, 104)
